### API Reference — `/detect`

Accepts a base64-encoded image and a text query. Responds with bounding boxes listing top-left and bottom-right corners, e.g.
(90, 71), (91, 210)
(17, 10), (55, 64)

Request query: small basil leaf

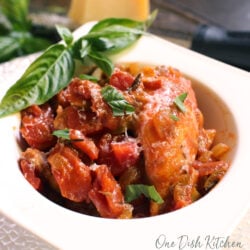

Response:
(56, 25), (73, 46)
(0, 44), (75, 118)
(84, 25), (143, 55)
(174, 92), (188, 113)
(88, 50), (114, 76)
(79, 74), (99, 82)
(101, 85), (135, 116)
(52, 129), (70, 140)
(170, 114), (179, 121)
(72, 38), (90, 60)
(125, 184), (164, 204)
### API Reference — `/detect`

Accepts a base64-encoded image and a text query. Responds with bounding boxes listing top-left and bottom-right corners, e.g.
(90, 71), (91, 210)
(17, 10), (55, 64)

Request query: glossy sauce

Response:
(18, 63), (230, 218)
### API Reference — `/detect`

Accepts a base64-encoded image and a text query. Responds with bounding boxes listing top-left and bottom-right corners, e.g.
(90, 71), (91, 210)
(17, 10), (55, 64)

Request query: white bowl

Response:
(0, 22), (250, 250)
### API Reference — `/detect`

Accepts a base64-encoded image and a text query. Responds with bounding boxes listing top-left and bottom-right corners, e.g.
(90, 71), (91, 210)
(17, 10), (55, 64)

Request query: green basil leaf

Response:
(0, 9), (12, 34)
(0, 44), (75, 118)
(174, 92), (188, 113)
(52, 129), (70, 140)
(90, 37), (116, 51)
(101, 85), (135, 116)
(0, 35), (20, 62)
(79, 74), (99, 82)
(170, 114), (179, 121)
(21, 35), (52, 54)
(89, 10), (157, 33)
(56, 25), (73, 46)
(71, 38), (90, 60)
(83, 25), (143, 55)
(0, 32), (51, 62)
(87, 11), (157, 54)
(0, 0), (30, 30)
(125, 184), (164, 204)
(88, 50), (114, 76)
(89, 17), (144, 33)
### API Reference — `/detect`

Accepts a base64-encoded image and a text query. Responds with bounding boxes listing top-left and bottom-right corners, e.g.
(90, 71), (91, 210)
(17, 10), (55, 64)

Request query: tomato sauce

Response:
(19, 63), (229, 218)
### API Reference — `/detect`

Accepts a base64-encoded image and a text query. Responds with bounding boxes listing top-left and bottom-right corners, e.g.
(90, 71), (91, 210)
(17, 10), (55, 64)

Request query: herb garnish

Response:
(125, 184), (164, 204)
(52, 129), (70, 140)
(0, 11), (157, 118)
(101, 85), (135, 116)
(174, 92), (188, 113)
(129, 73), (142, 91)
(170, 114), (179, 121)
(52, 129), (84, 142)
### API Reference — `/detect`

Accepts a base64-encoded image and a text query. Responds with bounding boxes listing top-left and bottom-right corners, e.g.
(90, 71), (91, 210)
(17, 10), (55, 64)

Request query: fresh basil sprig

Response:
(0, 0), (53, 63)
(125, 184), (164, 204)
(101, 86), (135, 116)
(0, 12), (156, 118)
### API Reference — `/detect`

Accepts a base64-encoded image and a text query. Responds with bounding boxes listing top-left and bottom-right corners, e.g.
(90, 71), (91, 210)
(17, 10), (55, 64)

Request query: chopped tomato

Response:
(109, 69), (135, 90)
(98, 134), (140, 176)
(19, 148), (48, 190)
(70, 129), (99, 160)
(111, 140), (140, 170)
(54, 105), (103, 135)
(20, 159), (41, 190)
(88, 164), (132, 218)
(143, 77), (162, 90)
(48, 143), (91, 202)
(20, 104), (56, 150)
(57, 78), (97, 107)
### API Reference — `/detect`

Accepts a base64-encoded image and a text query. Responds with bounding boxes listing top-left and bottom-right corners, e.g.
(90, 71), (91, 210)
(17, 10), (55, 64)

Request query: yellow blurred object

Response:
(68, 0), (150, 25)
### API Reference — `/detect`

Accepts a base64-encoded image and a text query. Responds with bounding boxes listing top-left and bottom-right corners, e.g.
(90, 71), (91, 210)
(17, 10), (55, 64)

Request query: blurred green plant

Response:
(0, 0), (53, 63)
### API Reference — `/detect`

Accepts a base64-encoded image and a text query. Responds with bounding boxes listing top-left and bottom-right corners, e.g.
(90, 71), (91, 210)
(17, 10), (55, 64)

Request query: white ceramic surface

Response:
(0, 22), (250, 250)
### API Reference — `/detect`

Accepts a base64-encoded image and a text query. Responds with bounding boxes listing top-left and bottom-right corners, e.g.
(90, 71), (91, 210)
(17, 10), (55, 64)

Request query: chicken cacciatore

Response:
(19, 63), (229, 219)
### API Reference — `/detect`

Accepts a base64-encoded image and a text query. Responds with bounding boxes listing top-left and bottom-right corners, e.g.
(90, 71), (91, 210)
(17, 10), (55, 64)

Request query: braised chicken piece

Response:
(133, 67), (202, 214)
(19, 63), (230, 218)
